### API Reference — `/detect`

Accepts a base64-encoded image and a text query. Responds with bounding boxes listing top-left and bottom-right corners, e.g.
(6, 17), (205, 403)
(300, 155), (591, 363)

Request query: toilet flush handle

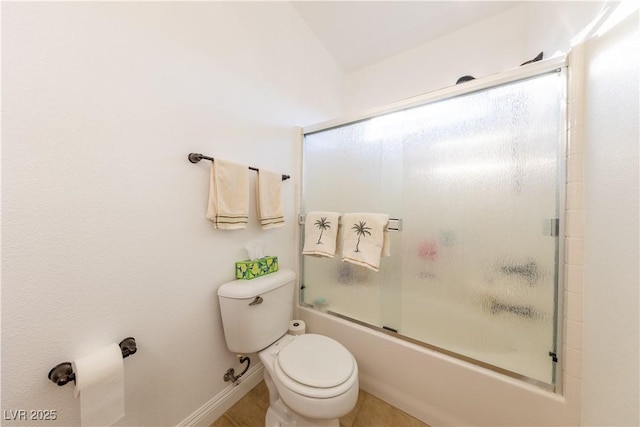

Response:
(249, 296), (263, 306)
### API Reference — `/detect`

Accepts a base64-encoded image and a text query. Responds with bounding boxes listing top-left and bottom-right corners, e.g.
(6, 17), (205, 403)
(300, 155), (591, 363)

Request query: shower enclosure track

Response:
(303, 56), (567, 135)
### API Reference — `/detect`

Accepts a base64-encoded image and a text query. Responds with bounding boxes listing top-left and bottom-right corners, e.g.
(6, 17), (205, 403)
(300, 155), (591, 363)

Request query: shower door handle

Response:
(543, 218), (560, 236)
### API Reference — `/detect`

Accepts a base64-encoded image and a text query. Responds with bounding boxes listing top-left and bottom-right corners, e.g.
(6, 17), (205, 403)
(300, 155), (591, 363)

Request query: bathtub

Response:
(298, 306), (579, 427)
(400, 296), (553, 385)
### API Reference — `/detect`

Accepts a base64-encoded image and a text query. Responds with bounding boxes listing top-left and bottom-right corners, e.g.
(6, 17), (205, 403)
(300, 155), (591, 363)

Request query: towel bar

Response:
(298, 215), (402, 232)
(188, 153), (290, 181)
(48, 337), (137, 386)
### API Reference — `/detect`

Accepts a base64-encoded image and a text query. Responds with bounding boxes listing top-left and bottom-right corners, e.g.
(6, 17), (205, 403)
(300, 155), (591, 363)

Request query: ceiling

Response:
(291, 1), (523, 72)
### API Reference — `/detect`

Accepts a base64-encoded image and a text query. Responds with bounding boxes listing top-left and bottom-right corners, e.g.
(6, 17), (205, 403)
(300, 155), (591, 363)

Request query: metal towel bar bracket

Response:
(48, 337), (137, 387)
(188, 153), (290, 181)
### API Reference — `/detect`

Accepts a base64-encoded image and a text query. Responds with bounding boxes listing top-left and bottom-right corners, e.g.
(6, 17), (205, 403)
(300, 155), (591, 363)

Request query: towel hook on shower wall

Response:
(188, 153), (290, 181)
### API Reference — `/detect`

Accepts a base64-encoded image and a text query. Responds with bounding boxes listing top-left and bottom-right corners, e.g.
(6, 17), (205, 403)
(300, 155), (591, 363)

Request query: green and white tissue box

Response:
(235, 256), (278, 280)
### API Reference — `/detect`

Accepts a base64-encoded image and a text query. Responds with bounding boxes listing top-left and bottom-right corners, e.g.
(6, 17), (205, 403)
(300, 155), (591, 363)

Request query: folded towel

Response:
(302, 212), (341, 258)
(206, 159), (249, 229)
(341, 213), (390, 271)
(257, 169), (284, 230)
(382, 230), (391, 257)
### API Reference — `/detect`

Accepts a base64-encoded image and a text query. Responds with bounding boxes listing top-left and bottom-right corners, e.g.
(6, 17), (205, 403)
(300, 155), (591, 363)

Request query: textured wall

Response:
(581, 11), (640, 426)
(1, 2), (342, 425)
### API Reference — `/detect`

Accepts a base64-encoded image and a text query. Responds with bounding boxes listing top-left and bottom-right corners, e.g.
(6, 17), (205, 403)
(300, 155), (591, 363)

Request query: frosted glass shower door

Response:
(401, 72), (564, 383)
(301, 69), (565, 385)
(302, 122), (404, 328)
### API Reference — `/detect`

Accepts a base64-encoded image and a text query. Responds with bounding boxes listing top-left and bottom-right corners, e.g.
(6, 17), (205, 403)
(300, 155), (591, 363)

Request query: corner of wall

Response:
(559, 43), (588, 424)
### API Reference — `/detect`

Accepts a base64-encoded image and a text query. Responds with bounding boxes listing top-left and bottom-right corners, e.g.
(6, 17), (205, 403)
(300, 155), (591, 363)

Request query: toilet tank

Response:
(217, 269), (296, 354)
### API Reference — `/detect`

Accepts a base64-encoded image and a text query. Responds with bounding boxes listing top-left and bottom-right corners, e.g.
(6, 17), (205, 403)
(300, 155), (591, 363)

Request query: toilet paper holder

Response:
(48, 337), (137, 386)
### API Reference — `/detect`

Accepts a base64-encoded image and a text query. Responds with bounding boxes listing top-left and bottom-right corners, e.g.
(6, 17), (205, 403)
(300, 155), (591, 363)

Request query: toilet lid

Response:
(276, 334), (354, 388)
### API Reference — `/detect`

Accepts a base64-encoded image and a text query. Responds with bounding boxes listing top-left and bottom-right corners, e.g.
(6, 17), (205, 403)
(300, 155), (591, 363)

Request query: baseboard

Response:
(177, 361), (264, 427)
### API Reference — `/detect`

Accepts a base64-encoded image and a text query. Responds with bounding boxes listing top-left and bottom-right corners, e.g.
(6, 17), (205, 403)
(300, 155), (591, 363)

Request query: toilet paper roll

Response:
(288, 320), (306, 335)
(72, 343), (124, 427)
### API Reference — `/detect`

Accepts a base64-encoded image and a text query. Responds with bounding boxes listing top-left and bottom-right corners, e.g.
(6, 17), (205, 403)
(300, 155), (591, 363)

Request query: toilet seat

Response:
(278, 334), (354, 387)
(274, 334), (357, 399)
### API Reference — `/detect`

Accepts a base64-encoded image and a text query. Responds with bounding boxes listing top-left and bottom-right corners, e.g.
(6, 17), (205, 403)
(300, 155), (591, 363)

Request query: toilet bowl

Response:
(259, 334), (359, 426)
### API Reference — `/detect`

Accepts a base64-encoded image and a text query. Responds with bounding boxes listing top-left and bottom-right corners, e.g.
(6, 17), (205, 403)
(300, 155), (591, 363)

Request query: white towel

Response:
(206, 159), (249, 229)
(341, 213), (389, 272)
(302, 212), (341, 258)
(382, 230), (391, 257)
(257, 169), (284, 229)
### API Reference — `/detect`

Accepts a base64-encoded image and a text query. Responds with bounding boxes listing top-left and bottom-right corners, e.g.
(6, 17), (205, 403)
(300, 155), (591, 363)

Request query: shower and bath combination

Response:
(299, 59), (566, 389)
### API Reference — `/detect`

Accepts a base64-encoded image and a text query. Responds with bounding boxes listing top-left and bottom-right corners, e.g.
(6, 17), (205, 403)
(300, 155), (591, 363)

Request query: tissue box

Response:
(235, 256), (279, 280)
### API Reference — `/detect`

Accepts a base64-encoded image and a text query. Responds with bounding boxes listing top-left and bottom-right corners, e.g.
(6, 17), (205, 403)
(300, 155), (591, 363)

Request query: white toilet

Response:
(217, 269), (359, 427)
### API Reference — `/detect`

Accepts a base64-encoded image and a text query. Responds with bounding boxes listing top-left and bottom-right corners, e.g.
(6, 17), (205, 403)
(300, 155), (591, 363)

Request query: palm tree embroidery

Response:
(314, 217), (331, 244)
(351, 221), (372, 252)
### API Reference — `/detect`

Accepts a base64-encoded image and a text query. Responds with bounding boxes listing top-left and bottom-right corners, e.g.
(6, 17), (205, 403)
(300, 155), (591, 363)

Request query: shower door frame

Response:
(299, 55), (567, 392)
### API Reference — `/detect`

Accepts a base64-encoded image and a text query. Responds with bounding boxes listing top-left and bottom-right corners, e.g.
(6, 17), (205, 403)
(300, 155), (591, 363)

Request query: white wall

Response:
(581, 11), (639, 426)
(343, 1), (606, 114)
(1, 2), (342, 426)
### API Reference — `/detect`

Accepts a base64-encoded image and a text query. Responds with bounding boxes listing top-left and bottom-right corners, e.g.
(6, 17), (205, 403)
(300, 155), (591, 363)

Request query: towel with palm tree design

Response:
(342, 213), (389, 272)
(302, 212), (341, 258)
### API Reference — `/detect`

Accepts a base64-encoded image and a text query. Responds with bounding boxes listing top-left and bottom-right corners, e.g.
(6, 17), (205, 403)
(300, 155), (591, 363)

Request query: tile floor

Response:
(211, 380), (429, 427)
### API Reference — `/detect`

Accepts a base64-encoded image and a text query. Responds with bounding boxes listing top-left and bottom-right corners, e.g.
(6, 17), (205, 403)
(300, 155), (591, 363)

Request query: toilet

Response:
(217, 269), (359, 427)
